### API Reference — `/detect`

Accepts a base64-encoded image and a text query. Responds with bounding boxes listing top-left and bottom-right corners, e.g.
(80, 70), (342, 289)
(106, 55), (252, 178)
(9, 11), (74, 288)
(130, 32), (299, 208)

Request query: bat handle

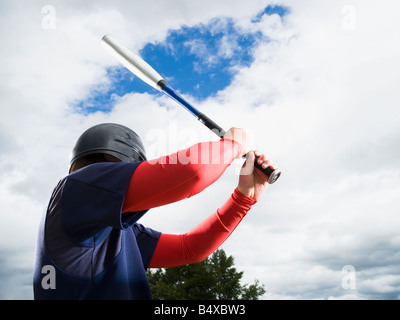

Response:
(197, 112), (226, 138)
(161, 85), (281, 183)
(198, 114), (282, 183)
(253, 156), (282, 184)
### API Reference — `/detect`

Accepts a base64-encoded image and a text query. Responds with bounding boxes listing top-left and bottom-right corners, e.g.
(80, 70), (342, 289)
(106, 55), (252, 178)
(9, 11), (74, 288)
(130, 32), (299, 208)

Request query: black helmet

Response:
(70, 123), (146, 166)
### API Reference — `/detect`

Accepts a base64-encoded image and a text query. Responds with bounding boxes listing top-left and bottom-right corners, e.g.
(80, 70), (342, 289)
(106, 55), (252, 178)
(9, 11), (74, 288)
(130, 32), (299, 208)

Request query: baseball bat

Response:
(101, 34), (281, 184)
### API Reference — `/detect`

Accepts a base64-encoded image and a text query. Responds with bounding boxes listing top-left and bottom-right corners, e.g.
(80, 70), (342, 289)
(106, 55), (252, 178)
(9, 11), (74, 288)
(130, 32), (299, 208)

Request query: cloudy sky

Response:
(1, 0), (399, 300)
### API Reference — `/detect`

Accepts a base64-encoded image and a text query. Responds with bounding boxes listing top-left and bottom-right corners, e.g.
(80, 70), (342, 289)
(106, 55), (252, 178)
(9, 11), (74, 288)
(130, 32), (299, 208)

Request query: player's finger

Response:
(255, 152), (276, 170)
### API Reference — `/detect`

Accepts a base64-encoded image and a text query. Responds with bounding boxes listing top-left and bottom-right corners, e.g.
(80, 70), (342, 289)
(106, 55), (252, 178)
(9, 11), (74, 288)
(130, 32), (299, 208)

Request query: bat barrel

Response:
(101, 35), (165, 91)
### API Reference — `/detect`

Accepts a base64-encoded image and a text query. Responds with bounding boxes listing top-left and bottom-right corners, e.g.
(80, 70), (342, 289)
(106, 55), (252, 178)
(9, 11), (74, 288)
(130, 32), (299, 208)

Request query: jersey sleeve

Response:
(61, 162), (147, 245)
(122, 139), (242, 212)
(148, 188), (257, 268)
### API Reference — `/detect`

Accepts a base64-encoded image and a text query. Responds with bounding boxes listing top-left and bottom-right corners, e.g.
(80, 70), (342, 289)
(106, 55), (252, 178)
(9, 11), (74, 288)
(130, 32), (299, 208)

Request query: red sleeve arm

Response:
(122, 139), (241, 213)
(148, 188), (256, 268)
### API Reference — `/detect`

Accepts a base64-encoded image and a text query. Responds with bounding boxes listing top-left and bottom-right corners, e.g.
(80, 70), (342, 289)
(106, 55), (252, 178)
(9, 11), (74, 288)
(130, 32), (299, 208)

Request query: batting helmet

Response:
(70, 123), (146, 167)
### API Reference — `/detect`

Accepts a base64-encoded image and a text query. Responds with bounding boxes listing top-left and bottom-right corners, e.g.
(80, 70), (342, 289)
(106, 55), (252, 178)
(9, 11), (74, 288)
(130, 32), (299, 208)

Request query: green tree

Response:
(147, 249), (266, 300)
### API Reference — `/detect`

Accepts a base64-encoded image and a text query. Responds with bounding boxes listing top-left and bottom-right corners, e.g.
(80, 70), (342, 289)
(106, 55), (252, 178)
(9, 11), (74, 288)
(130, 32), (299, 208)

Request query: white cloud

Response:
(1, 0), (400, 299)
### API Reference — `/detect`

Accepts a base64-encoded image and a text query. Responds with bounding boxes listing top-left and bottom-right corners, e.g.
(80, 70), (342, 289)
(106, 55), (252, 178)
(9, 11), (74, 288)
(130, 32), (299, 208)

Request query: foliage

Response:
(147, 249), (266, 300)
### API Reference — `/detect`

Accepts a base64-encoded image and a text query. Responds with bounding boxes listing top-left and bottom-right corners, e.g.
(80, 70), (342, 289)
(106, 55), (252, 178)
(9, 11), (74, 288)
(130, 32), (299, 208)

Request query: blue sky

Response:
(75, 5), (289, 113)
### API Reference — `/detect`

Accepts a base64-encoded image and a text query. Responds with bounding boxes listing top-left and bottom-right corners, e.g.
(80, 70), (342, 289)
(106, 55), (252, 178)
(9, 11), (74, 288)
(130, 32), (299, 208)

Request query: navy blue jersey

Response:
(33, 162), (161, 300)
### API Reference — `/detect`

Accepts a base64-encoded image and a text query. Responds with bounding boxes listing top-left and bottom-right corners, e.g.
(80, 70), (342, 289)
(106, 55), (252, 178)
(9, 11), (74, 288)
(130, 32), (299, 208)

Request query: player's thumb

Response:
(240, 151), (255, 176)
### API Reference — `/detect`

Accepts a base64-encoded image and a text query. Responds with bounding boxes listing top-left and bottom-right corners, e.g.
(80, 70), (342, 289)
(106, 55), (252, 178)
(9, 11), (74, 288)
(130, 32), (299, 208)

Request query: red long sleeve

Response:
(148, 188), (257, 268)
(122, 139), (241, 213)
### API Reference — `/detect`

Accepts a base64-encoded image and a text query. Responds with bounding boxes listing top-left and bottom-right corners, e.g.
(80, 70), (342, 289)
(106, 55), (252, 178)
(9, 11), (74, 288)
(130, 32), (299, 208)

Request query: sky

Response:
(0, 0), (399, 300)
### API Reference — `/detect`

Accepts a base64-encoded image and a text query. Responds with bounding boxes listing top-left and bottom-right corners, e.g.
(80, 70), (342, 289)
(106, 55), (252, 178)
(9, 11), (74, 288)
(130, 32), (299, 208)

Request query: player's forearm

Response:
(148, 188), (256, 268)
(122, 139), (241, 212)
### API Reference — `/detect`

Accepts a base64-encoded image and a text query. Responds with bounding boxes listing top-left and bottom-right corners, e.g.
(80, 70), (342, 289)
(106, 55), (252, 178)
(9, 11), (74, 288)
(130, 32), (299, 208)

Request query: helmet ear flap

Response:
(70, 123), (146, 170)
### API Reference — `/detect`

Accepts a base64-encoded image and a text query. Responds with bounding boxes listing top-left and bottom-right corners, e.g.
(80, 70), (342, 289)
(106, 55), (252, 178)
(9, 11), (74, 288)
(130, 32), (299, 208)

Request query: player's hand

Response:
(237, 150), (276, 201)
(223, 127), (252, 158)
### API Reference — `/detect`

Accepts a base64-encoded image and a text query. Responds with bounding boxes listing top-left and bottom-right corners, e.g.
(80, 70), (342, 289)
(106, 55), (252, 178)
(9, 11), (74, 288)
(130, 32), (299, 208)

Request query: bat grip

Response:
(253, 156), (282, 184)
(197, 112), (226, 138)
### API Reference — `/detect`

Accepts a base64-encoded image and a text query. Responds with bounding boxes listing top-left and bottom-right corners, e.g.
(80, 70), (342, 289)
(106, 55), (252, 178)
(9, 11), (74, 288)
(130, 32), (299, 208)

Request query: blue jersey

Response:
(33, 162), (161, 300)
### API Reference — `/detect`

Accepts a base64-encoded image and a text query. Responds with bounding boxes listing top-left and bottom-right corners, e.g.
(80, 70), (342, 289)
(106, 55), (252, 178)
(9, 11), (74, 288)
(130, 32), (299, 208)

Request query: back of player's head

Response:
(70, 123), (146, 172)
